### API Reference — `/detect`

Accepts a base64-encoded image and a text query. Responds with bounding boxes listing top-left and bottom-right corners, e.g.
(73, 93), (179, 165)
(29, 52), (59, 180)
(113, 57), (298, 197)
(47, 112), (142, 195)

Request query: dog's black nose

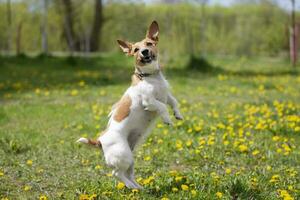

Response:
(141, 49), (149, 57)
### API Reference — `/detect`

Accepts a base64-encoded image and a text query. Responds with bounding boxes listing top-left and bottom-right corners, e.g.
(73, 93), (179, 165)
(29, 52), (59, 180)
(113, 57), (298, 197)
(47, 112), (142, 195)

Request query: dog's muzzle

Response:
(140, 49), (156, 64)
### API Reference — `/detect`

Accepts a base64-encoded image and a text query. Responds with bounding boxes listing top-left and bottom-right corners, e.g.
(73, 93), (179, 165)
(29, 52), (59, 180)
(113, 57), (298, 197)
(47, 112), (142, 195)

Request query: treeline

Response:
(0, 1), (292, 56)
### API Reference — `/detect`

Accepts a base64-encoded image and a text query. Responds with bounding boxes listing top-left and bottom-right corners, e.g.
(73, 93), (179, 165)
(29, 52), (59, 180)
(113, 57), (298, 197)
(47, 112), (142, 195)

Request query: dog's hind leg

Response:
(114, 170), (137, 189)
(125, 163), (143, 189)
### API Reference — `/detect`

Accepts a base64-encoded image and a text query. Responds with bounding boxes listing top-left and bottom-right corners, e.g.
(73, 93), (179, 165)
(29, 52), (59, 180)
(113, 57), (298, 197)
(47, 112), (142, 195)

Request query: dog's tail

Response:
(77, 137), (102, 148)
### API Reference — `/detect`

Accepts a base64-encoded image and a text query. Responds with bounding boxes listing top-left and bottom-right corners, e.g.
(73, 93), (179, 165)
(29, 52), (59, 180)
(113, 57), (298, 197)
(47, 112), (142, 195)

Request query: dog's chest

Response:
(145, 75), (168, 102)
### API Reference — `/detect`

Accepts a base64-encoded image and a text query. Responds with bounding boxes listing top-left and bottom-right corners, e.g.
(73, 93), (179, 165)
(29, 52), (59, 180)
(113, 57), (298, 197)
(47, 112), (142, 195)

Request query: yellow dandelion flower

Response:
(191, 190), (197, 196)
(270, 174), (280, 183)
(216, 192), (223, 198)
(238, 144), (248, 152)
(272, 136), (280, 141)
(78, 80), (85, 87)
(79, 194), (89, 200)
(161, 197), (169, 200)
(186, 140), (192, 147)
(144, 156), (151, 161)
(252, 150), (260, 156)
(26, 160), (33, 166)
(24, 185), (32, 191)
(181, 184), (189, 191)
(131, 189), (139, 193)
(175, 176), (183, 182)
(0, 171), (4, 176)
(172, 187), (178, 192)
(117, 182), (125, 190)
(70, 89), (78, 96)
(95, 165), (102, 170)
(225, 168), (232, 174)
(169, 170), (177, 176)
(39, 195), (48, 200)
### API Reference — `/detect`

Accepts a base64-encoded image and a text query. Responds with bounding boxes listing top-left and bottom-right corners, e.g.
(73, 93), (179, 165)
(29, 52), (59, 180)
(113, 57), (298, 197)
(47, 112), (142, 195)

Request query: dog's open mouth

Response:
(141, 55), (156, 64)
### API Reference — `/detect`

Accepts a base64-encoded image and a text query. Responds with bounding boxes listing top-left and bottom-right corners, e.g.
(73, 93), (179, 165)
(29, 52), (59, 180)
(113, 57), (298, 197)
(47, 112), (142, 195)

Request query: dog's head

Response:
(117, 21), (160, 74)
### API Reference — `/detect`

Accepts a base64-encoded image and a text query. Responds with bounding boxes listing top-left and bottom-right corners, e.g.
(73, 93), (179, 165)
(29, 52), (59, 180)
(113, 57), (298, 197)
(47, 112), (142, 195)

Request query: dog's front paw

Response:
(162, 116), (173, 126)
(174, 112), (184, 120)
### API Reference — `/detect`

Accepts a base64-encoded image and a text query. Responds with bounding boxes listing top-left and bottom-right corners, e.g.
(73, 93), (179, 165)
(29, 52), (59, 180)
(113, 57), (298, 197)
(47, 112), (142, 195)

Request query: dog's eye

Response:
(146, 42), (153, 46)
(134, 48), (139, 53)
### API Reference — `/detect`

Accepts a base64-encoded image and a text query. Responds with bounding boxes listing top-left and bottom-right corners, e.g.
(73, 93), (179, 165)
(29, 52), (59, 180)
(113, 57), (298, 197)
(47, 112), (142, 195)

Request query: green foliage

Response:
(0, 1), (292, 56)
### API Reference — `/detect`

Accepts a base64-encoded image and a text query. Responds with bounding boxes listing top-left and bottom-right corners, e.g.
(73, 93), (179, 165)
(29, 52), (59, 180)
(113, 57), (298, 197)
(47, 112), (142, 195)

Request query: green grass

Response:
(0, 54), (300, 200)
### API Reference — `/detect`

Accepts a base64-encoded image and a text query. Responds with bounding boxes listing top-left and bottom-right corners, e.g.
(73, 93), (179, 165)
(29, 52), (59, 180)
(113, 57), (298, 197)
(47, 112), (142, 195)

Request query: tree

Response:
(290, 0), (297, 67)
(41, 0), (49, 54)
(61, 0), (78, 52)
(89, 0), (103, 52)
(6, 0), (12, 53)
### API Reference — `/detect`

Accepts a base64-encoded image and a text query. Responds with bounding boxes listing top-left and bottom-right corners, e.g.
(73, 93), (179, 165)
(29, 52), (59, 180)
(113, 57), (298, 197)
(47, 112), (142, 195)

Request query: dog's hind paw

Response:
(76, 138), (89, 144)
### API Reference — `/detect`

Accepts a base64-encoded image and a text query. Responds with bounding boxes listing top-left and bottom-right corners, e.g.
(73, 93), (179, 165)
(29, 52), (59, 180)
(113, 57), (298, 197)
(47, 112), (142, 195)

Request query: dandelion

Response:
(191, 189), (197, 196)
(252, 150), (260, 156)
(272, 136), (280, 141)
(78, 80), (85, 87)
(225, 168), (232, 174)
(161, 197), (169, 200)
(181, 184), (189, 191)
(144, 156), (151, 161)
(70, 89), (78, 96)
(238, 144), (248, 152)
(24, 185), (32, 191)
(39, 195), (47, 200)
(131, 189), (139, 193)
(79, 194), (89, 200)
(26, 160), (33, 166)
(223, 140), (229, 146)
(117, 182), (125, 190)
(95, 165), (102, 170)
(172, 187), (178, 192)
(270, 174), (280, 183)
(175, 176), (183, 182)
(186, 139), (192, 147)
(277, 189), (294, 200)
(0, 170), (4, 176)
(216, 192), (223, 198)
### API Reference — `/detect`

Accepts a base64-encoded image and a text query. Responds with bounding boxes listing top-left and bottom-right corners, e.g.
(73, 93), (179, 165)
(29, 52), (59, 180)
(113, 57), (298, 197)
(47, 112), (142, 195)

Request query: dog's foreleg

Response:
(167, 92), (183, 120)
(142, 95), (172, 125)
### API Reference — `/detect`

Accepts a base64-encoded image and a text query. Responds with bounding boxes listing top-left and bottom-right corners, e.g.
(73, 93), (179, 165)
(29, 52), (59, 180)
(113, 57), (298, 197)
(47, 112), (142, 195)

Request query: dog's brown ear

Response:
(146, 21), (159, 41)
(117, 40), (132, 55)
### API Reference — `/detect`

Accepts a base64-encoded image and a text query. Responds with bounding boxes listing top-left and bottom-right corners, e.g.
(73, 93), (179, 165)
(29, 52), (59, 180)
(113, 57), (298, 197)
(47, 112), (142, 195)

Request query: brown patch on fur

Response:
(113, 95), (132, 122)
(88, 139), (101, 147)
(131, 74), (141, 86)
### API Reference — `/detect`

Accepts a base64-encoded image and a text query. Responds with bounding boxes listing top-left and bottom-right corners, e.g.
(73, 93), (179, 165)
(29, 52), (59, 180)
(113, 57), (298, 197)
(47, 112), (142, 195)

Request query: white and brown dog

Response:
(77, 21), (183, 189)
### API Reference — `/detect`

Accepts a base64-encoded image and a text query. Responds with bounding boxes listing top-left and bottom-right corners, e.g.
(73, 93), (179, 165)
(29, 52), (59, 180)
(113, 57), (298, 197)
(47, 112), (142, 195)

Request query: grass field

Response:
(0, 54), (300, 200)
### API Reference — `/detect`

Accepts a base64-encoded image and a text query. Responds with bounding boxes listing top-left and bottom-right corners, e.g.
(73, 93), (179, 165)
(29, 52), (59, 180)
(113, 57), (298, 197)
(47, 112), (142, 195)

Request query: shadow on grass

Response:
(167, 55), (299, 78)
(186, 55), (225, 73)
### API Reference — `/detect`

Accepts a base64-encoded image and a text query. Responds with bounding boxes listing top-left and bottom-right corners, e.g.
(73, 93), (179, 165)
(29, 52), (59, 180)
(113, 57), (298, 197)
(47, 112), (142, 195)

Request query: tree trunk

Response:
(16, 22), (23, 55)
(200, 0), (208, 57)
(41, 0), (48, 54)
(61, 0), (77, 53)
(6, 0), (12, 53)
(89, 0), (103, 52)
(290, 0), (297, 67)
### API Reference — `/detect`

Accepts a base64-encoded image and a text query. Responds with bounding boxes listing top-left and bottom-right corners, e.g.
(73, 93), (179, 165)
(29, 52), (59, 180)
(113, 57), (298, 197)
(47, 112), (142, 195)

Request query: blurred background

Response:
(0, 0), (298, 64)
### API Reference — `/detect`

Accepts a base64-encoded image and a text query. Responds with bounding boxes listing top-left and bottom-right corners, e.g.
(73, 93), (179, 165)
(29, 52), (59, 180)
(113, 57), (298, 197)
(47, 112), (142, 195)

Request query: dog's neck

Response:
(134, 61), (161, 80)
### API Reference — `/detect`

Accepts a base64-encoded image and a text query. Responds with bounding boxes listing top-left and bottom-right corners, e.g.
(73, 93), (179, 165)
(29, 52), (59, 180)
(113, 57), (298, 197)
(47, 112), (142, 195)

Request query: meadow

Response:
(0, 54), (300, 200)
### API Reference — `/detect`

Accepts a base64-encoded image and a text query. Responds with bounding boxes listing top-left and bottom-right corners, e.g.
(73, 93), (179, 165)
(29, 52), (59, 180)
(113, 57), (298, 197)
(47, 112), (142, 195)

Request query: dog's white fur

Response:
(77, 21), (183, 189)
